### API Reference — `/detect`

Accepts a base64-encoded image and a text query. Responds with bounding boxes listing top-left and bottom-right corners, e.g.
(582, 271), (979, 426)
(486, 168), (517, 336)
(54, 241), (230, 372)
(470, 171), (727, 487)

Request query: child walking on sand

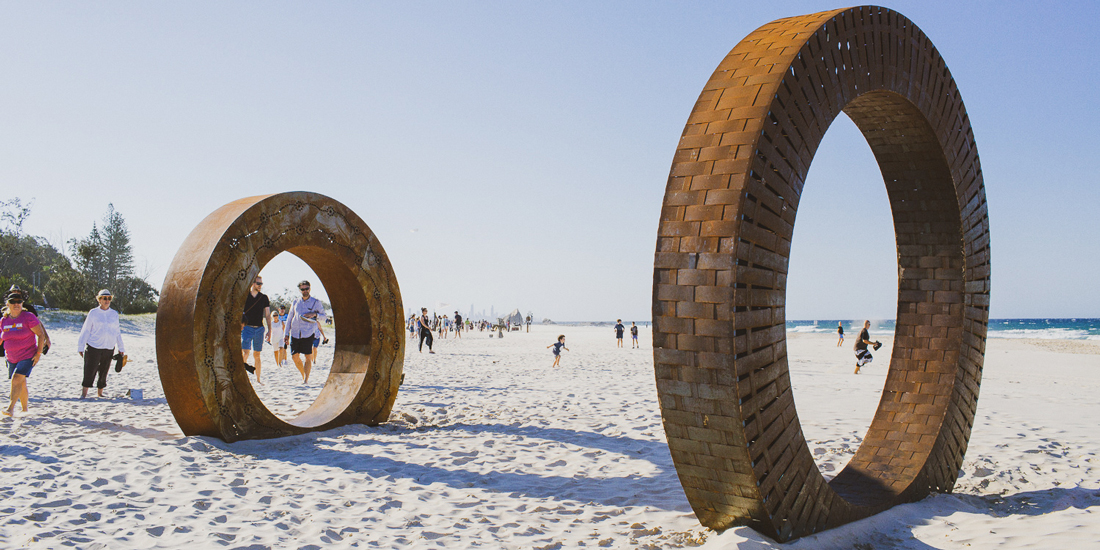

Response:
(547, 335), (569, 368)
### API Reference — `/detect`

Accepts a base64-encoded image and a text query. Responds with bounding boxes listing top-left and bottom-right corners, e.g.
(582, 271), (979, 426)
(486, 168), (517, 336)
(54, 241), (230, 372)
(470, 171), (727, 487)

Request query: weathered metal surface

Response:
(653, 6), (989, 541)
(156, 192), (404, 442)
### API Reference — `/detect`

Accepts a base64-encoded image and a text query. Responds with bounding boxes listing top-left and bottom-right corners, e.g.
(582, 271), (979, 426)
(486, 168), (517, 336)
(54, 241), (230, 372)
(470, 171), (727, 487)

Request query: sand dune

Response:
(1, 316), (1098, 548)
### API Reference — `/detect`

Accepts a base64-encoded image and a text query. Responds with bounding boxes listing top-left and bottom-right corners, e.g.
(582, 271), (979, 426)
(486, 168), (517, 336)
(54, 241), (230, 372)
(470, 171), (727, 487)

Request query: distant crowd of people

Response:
(408, 309), (508, 353)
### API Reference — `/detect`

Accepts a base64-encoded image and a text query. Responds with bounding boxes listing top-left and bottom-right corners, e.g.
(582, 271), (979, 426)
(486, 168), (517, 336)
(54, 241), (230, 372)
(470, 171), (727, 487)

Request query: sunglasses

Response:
(7, 299), (23, 304)
(254, 282), (264, 286)
(98, 296), (112, 301)
(299, 287), (310, 291)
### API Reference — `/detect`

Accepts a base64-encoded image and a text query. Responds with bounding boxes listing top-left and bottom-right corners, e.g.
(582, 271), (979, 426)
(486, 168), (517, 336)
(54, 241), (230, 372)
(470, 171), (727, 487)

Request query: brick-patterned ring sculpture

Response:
(156, 192), (404, 442)
(653, 6), (990, 541)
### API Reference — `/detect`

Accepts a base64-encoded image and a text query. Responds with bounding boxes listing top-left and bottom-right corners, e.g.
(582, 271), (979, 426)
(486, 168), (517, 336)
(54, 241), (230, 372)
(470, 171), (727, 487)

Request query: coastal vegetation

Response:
(0, 198), (158, 313)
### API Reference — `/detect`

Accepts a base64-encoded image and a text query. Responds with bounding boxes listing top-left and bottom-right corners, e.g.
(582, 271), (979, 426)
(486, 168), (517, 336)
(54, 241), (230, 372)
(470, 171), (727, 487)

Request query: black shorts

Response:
(290, 337), (314, 356)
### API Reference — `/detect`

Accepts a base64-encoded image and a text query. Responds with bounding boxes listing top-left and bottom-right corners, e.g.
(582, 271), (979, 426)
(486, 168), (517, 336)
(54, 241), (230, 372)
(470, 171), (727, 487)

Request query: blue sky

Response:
(2, 1), (1096, 321)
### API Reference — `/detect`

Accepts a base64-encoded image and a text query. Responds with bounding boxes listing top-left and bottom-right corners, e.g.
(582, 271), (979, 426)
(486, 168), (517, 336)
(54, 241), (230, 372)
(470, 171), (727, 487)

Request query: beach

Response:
(2, 316), (1098, 549)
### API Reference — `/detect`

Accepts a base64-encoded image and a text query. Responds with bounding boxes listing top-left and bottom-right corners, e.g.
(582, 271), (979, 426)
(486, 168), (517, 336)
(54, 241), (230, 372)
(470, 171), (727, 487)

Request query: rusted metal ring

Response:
(156, 192), (404, 442)
(653, 6), (990, 541)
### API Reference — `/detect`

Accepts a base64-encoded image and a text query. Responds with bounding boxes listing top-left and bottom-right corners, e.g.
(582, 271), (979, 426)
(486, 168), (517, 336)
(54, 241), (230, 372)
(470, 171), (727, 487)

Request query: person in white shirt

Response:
(270, 307), (286, 367)
(77, 289), (126, 398)
(282, 280), (326, 383)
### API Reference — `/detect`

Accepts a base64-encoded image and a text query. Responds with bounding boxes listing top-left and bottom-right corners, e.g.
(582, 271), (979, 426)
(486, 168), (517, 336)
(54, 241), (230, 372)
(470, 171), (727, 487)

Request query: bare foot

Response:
(2, 409), (12, 417)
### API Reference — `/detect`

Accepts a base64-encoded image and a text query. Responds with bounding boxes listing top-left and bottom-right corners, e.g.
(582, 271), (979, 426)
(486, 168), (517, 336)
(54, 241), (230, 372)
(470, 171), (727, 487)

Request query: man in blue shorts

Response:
(241, 275), (273, 384)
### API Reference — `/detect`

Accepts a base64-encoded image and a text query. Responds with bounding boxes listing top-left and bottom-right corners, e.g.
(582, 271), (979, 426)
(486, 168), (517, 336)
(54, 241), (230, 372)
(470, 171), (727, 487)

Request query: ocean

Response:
(788, 319), (1100, 340)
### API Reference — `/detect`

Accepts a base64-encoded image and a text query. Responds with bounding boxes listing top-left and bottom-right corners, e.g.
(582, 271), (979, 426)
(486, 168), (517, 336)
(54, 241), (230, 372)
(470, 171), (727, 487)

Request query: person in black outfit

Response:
(614, 319), (625, 348)
(837, 322), (845, 347)
(853, 320), (881, 374)
(454, 311), (463, 339)
(417, 308), (435, 353)
(241, 275), (273, 383)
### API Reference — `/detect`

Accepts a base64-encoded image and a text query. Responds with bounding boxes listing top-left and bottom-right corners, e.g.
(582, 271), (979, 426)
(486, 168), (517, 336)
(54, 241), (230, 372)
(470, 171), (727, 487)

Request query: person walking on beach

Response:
(547, 335), (568, 368)
(454, 312), (463, 339)
(283, 280), (326, 383)
(614, 319), (625, 348)
(7, 285), (51, 352)
(309, 318), (330, 365)
(270, 308), (286, 368)
(77, 289), (126, 398)
(837, 322), (845, 347)
(630, 322), (639, 349)
(241, 275), (273, 384)
(853, 320), (881, 374)
(417, 307), (435, 353)
(3, 291), (47, 416)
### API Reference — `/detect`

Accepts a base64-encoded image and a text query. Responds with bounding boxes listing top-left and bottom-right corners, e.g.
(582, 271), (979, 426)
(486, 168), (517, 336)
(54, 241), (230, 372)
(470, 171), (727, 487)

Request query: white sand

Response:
(2, 316), (1098, 549)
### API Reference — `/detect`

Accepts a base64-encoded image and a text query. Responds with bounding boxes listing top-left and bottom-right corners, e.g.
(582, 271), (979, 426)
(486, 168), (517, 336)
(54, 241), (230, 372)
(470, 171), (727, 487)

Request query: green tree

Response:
(101, 204), (133, 288)
(43, 262), (97, 311)
(69, 224), (106, 290)
(61, 204), (157, 313)
(1, 198), (69, 305)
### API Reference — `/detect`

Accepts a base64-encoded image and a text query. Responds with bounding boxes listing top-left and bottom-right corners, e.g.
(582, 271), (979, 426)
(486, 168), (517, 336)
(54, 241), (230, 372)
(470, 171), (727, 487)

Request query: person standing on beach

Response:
(417, 307), (435, 353)
(2, 291), (47, 416)
(241, 275), (273, 384)
(547, 335), (568, 368)
(614, 319), (625, 348)
(283, 280), (326, 383)
(853, 320), (881, 374)
(630, 322), (639, 349)
(77, 289), (126, 398)
(837, 322), (845, 347)
(454, 312), (463, 339)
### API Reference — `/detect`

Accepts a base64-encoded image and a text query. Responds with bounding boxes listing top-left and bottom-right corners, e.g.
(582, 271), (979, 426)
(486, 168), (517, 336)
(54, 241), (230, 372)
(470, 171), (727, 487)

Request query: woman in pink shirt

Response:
(2, 292), (47, 416)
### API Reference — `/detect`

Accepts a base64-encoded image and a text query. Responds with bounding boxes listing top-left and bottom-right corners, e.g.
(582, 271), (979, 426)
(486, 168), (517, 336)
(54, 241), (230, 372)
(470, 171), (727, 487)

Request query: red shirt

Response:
(1, 311), (41, 363)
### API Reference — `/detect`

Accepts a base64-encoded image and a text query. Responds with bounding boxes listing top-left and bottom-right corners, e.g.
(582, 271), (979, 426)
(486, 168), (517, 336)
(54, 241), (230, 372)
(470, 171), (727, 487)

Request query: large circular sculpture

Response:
(156, 192), (404, 442)
(653, 6), (990, 541)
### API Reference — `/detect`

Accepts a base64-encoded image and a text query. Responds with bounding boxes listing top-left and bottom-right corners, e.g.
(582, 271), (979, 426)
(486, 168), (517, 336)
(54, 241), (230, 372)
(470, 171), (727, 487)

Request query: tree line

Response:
(0, 198), (158, 313)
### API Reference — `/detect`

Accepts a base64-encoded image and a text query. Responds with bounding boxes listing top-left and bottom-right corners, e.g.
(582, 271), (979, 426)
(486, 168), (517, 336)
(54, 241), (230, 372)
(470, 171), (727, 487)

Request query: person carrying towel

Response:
(77, 289), (126, 398)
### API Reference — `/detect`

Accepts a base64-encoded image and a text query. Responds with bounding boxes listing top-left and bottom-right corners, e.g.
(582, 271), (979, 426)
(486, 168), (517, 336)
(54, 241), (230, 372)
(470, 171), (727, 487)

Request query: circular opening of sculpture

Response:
(245, 254), (342, 423)
(784, 115), (900, 478)
(156, 192), (404, 441)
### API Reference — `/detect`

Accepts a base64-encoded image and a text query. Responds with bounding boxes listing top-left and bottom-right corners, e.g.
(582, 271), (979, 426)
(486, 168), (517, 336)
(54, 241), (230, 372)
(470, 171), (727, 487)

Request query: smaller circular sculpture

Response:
(156, 192), (404, 442)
